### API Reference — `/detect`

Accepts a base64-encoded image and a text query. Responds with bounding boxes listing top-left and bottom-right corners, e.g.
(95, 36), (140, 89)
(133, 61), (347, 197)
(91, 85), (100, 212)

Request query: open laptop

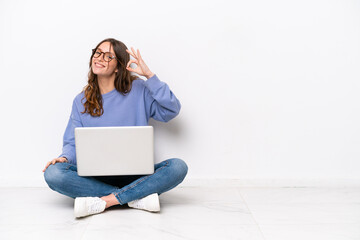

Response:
(74, 126), (154, 176)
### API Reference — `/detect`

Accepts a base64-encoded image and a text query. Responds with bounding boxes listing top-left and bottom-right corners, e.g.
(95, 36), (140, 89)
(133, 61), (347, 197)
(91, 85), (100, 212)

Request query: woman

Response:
(42, 38), (188, 218)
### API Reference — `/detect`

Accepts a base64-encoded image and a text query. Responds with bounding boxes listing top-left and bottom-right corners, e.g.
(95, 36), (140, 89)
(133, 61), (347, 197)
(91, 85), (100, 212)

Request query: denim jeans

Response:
(43, 158), (188, 205)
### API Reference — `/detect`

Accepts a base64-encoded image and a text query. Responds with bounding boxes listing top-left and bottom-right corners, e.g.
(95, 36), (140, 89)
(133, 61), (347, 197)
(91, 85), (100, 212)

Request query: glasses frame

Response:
(92, 48), (119, 63)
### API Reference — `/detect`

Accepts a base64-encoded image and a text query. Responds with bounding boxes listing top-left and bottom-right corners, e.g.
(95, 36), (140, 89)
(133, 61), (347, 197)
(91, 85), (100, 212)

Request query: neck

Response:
(98, 74), (116, 95)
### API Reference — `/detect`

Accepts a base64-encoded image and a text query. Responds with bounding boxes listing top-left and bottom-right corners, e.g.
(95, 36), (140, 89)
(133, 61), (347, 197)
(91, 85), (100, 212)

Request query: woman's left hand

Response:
(126, 47), (154, 79)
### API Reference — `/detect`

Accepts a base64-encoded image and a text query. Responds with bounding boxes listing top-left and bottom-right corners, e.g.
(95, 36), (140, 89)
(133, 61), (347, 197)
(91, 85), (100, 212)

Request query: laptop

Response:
(74, 126), (154, 176)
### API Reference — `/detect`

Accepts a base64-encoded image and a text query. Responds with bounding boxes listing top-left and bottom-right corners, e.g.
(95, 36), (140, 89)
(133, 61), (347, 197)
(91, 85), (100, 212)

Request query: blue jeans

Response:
(43, 158), (188, 205)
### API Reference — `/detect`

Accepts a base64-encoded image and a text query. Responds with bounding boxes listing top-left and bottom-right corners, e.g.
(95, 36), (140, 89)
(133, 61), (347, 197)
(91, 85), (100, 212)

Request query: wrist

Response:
(145, 72), (154, 79)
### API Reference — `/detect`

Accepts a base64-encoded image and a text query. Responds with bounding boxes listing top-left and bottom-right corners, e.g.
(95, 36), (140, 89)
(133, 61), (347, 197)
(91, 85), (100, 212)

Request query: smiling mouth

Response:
(95, 62), (105, 68)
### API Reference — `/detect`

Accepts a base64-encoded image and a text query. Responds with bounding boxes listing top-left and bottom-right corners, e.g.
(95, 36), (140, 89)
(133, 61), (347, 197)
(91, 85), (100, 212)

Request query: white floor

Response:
(0, 186), (359, 240)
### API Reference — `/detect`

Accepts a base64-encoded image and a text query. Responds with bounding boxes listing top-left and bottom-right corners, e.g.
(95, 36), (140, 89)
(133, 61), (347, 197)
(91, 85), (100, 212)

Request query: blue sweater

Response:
(58, 74), (181, 165)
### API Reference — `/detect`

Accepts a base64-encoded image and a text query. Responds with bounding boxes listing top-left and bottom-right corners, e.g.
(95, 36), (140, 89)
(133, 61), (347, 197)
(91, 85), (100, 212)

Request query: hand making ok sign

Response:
(126, 47), (154, 79)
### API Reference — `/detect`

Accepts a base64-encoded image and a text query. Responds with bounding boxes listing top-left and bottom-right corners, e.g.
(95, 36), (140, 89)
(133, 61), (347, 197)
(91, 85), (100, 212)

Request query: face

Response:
(91, 41), (118, 76)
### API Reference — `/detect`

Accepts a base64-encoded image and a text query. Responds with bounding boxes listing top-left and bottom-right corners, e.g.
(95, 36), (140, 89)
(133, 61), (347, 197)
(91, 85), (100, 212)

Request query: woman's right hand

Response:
(42, 157), (68, 172)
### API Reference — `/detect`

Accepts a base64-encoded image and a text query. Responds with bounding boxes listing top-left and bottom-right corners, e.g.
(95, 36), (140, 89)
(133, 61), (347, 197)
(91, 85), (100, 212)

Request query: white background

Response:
(0, 0), (359, 187)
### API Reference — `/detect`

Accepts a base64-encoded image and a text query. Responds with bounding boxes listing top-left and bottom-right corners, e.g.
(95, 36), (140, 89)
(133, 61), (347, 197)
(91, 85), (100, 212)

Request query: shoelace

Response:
(88, 199), (105, 213)
(130, 199), (144, 208)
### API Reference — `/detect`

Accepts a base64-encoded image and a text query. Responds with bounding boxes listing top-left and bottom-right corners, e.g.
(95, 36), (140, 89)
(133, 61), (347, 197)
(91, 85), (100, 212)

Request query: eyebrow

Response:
(96, 47), (114, 54)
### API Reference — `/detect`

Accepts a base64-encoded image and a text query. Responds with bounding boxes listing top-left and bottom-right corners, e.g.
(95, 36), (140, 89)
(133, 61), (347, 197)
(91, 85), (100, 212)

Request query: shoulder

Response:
(131, 76), (148, 94)
(74, 91), (85, 103)
(132, 76), (146, 87)
(71, 91), (85, 111)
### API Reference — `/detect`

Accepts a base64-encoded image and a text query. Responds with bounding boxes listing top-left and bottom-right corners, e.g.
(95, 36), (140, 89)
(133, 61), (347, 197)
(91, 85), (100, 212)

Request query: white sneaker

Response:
(127, 193), (160, 212)
(74, 197), (107, 218)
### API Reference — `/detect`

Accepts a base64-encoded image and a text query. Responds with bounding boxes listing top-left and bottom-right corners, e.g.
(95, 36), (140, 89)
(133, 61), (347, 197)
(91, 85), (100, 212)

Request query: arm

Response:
(144, 74), (181, 122)
(124, 47), (181, 121)
(58, 98), (83, 165)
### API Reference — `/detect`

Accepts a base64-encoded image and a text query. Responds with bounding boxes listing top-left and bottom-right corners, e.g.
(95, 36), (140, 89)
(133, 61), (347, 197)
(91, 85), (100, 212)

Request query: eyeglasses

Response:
(92, 48), (118, 62)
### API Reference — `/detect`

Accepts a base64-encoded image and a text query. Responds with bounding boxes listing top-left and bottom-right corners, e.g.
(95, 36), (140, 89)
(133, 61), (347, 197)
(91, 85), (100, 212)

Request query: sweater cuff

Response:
(143, 74), (165, 94)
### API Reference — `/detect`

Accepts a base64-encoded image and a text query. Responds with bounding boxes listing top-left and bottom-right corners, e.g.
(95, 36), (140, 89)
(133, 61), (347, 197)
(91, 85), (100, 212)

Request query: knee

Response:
(167, 158), (188, 181)
(43, 163), (67, 189)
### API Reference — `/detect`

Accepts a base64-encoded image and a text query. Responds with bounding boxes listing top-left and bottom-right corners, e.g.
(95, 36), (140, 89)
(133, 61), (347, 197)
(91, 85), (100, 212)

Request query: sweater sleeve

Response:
(143, 74), (181, 122)
(58, 98), (83, 165)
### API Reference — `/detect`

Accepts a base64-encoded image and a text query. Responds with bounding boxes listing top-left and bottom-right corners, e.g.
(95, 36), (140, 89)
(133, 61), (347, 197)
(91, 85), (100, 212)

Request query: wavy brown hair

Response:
(80, 38), (138, 117)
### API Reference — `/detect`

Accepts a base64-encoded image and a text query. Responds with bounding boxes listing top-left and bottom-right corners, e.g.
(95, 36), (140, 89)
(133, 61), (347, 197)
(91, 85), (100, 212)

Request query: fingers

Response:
(126, 59), (138, 72)
(42, 162), (49, 172)
(125, 47), (145, 75)
(137, 49), (143, 60)
(131, 47), (138, 58)
(126, 49), (136, 59)
(42, 161), (52, 172)
(42, 158), (63, 172)
(126, 59), (137, 68)
(126, 47), (142, 60)
(126, 48), (136, 59)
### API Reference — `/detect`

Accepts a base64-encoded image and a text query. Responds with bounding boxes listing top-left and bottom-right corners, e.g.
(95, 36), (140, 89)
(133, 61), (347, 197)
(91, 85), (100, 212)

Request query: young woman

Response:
(42, 38), (188, 218)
